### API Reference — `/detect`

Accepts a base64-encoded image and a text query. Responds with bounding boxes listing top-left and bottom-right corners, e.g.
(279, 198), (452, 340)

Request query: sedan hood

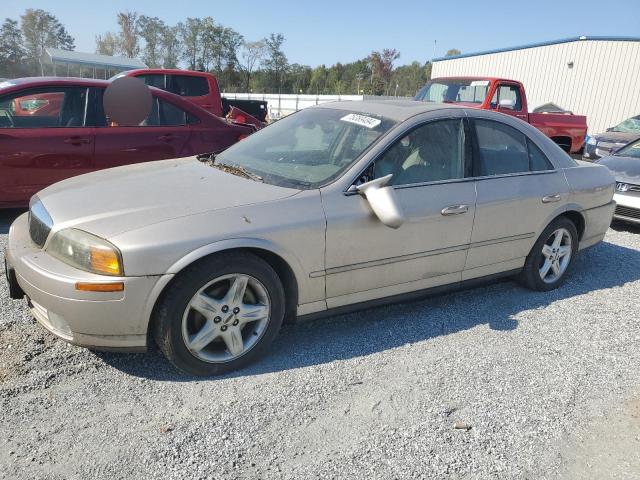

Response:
(597, 155), (640, 184)
(593, 131), (640, 146)
(37, 157), (300, 239)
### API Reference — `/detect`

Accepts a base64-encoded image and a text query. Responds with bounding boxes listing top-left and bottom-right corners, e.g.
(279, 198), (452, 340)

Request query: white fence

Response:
(222, 93), (412, 119)
(222, 93), (363, 119)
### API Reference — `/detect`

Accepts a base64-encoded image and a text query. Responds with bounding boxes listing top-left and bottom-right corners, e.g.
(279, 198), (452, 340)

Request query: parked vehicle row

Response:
(0, 77), (254, 207)
(415, 77), (588, 154)
(596, 139), (640, 224)
(5, 101), (616, 375)
(583, 114), (640, 161)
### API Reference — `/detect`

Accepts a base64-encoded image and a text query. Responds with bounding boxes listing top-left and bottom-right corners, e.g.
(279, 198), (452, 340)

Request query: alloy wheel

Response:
(538, 227), (572, 284)
(181, 274), (271, 363)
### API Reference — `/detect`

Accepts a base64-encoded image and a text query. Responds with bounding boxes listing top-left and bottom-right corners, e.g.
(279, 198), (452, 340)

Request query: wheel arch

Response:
(540, 205), (585, 238)
(145, 239), (306, 343)
(550, 135), (573, 153)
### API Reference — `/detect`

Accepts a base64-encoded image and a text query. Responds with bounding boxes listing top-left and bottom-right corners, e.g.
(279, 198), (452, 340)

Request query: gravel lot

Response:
(1, 209), (639, 480)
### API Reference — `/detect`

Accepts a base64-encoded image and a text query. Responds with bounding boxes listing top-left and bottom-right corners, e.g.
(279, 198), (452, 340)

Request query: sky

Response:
(4, 0), (640, 66)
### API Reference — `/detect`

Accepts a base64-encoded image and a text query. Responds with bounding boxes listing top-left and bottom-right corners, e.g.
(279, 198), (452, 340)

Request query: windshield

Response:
(611, 115), (640, 133)
(215, 108), (396, 188)
(415, 79), (490, 104)
(614, 139), (640, 158)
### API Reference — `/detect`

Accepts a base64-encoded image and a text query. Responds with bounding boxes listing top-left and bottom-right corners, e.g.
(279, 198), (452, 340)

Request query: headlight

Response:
(586, 136), (597, 146)
(46, 228), (123, 276)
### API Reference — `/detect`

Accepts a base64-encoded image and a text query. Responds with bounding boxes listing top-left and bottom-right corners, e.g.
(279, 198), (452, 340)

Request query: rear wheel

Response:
(519, 217), (578, 291)
(153, 253), (285, 375)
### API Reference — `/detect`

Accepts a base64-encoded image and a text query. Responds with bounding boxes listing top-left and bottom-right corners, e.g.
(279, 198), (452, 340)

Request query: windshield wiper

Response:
(213, 163), (263, 182)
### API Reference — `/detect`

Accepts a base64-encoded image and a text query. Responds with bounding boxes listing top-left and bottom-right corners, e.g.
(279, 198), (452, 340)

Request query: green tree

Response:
(0, 18), (26, 77)
(138, 15), (166, 67)
(161, 26), (181, 68)
(21, 8), (75, 75)
(179, 18), (203, 70)
(391, 61), (431, 97)
(368, 48), (400, 95)
(263, 33), (288, 93)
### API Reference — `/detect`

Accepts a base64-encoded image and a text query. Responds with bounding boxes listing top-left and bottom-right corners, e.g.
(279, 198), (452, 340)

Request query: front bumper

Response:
(613, 192), (640, 224)
(5, 213), (172, 351)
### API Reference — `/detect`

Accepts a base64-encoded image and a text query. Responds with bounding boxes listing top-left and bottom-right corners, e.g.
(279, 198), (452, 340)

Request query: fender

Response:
(139, 237), (315, 342)
(166, 236), (309, 294)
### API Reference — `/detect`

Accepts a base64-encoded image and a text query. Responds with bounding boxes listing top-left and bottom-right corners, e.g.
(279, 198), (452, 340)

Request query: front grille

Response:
(614, 205), (640, 220)
(28, 200), (53, 248)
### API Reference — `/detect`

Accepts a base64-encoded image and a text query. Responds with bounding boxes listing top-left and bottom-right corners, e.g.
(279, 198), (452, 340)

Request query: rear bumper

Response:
(579, 200), (616, 250)
(6, 213), (172, 351)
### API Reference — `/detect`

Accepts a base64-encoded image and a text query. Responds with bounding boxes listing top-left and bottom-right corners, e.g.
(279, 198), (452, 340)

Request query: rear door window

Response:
(167, 75), (209, 97)
(473, 119), (552, 176)
(92, 89), (194, 127)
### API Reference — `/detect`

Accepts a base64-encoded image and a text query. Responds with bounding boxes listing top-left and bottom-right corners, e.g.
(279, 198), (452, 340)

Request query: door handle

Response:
(542, 194), (561, 203)
(64, 137), (90, 145)
(158, 134), (175, 142)
(441, 204), (469, 216)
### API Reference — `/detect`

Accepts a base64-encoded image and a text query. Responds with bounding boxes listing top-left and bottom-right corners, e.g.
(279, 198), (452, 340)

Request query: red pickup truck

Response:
(118, 69), (268, 131)
(415, 77), (587, 154)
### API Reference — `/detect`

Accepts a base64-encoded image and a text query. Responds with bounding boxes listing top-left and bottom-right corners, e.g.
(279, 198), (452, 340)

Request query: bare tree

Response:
(240, 40), (266, 91)
(95, 32), (119, 56)
(116, 11), (139, 58)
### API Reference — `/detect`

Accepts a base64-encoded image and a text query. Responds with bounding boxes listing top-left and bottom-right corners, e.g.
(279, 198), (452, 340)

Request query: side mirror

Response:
(606, 127), (613, 132)
(356, 174), (405, 229)
(498, 98), (516, 110)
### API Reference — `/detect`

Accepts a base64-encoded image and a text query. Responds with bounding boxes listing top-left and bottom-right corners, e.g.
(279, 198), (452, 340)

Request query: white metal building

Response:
(44, 49), (147, 79)
(431, 36), (640, 134)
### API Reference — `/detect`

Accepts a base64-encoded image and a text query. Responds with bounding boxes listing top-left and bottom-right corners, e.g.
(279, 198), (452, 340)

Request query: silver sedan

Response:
(5, 101), (616, 375)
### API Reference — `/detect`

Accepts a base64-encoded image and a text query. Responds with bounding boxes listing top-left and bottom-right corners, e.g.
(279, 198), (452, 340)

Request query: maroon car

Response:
(0, 77), (253, 208)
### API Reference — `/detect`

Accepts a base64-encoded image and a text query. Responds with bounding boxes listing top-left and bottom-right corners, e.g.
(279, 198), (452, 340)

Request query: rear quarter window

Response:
(168, 75), (209, 97)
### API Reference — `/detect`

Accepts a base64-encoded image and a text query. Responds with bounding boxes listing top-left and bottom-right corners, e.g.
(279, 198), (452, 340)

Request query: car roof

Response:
(312, 99), (464, 122)
(2, 77), (110, 88)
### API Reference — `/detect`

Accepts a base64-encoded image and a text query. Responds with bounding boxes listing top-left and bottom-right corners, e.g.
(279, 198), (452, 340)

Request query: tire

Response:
(153, 252), (285, 376)
(519, 217), (578, 291)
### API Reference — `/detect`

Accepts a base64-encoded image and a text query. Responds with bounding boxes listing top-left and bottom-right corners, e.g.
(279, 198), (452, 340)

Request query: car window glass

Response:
(374, 119), (466, 186)
(168, 75), (209, 97)
(527, 138), (554, 171)
(138, 74), (166, 89)
(497, 85), (522, 111)
(474, 119), (552, 175)
(0, 88), (87, 128)
(94, 90), (188, 127)
(215, 108), (395, 189)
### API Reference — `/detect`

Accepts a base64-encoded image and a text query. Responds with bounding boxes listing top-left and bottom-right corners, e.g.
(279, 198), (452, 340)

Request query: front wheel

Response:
(153, 253), (285, 376)
(519, 217), (578, 291)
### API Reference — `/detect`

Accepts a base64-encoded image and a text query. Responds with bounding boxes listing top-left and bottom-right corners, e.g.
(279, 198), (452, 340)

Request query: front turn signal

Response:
(75, 282), (124, 292)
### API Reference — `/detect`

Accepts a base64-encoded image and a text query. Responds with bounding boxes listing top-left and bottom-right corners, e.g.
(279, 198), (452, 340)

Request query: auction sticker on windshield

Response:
(340, 113), (382, 129)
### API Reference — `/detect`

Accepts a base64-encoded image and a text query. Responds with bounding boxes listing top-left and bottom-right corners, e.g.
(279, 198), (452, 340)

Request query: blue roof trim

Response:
(433, 36), (640, 62)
